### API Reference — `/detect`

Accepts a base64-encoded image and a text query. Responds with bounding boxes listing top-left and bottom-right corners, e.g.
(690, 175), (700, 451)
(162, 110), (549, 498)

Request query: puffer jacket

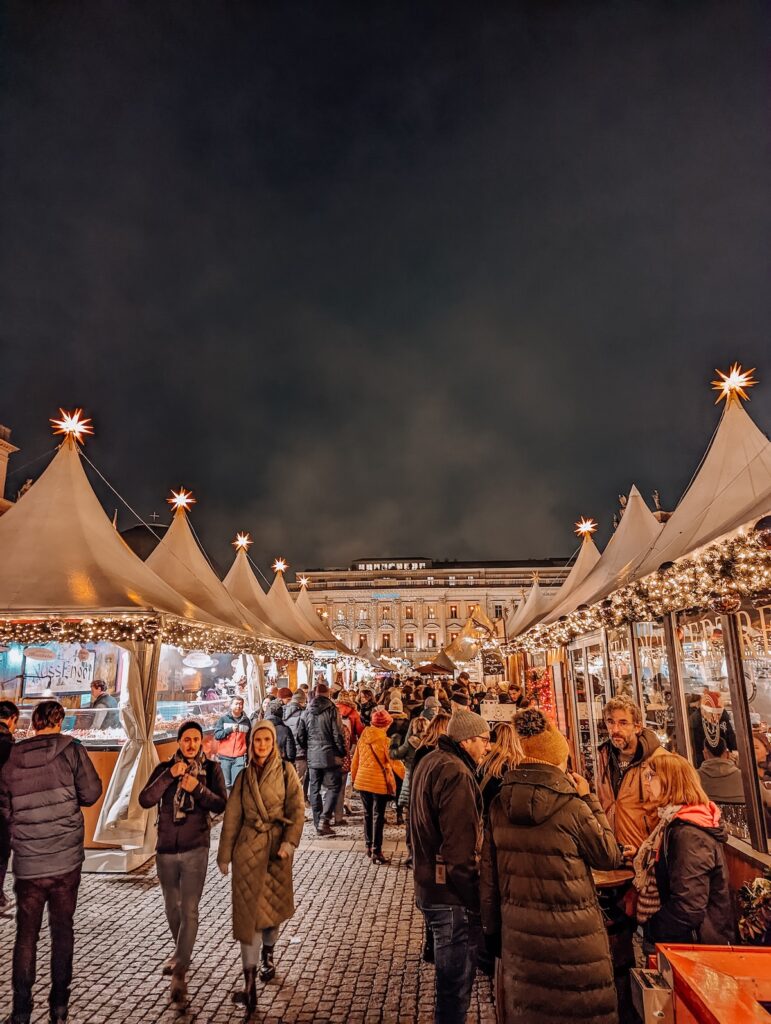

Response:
(595, 727), (667, 851)
(337, 702), (365, 742)
(265, 713), (297, 763)
(296, 696), (346, 769)
(410, 736), (483, 913)
(0, 734), (102, 879)
(282, 700), (305, 743)
(138, 755), (227, 854)
(217, 748), (304, 942)
(391, 728), (421, 808)
(0, 721), (13, 769)
(481, 763), (621, 1024)
(646, 806), (734, 946)
(351, 726), (398, 796)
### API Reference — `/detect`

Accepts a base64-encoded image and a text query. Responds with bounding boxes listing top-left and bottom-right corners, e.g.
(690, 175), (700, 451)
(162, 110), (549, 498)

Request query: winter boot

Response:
(258, 946), (276, 983)
(371, 850), (390, 865)
(170, 966), (187, 1005)
(232, 966), (257, 1014)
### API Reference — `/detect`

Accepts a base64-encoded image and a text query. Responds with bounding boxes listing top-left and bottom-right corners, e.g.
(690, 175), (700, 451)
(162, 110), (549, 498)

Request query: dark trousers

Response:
(418, 901), (482, 1024)
(0, 816), (10, 892)
(155, 847), (209, 970)
(359, 791), (388, 851)
(219, 755), (246, 791)
(308, 766), (342, 827)
(13, 866), (82, 1020)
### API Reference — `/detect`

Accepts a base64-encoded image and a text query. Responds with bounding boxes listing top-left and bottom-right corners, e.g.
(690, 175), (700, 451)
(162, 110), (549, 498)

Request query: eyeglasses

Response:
(643, 770), (656, 782)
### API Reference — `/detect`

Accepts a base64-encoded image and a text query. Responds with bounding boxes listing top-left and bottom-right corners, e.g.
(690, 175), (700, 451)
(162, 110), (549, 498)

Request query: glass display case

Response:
(736, 602), (771, 850)
(566, 633), (611, 783)
(634, 621), (677, 752)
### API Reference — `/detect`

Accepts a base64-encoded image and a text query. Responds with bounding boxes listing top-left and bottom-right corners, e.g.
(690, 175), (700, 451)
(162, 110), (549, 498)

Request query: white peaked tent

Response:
(295, 583), (355, 654)
(0, 437), (222, 624)
(146, 509), (281, 640)
(223, 547), (290, 641)
(356, 640), (388, 672)
(632, 396), (771, 579)
(265, 568), (321, 645)
(507, 576), (552, 638)
(514, 530), (602, 636)
(543, 486), (662, 624)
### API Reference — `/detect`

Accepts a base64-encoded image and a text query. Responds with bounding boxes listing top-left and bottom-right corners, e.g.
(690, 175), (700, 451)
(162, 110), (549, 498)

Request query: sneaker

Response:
(316, 821), (334, 837)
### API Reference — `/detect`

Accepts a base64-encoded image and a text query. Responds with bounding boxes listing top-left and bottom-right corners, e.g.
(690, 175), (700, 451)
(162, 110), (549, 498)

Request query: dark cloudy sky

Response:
(2, 2), (769, 575)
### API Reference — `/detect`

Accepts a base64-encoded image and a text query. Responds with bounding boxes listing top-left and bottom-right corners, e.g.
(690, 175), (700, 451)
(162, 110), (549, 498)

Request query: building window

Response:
(494, 604), (503, 619)
(427, 575), (435, 586)
(427, 606), (435, 619)
(382, 633), (391, 649)
(405, 632), (414, 647)
(450, 631), (459, 642)
(449, 575), (456, 586)
(404, 605), (414, 620)
(467, 575), (474, 585)
(427, 632), (437, 649)
(358, 634), (367, 648)
(381, 604), (391, 620)
(468, 605), (475, 617)
(449, 604), (458, 619)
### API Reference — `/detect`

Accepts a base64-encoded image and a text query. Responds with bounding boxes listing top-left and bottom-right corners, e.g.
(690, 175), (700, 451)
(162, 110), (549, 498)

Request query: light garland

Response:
(504, 524), (771, 654)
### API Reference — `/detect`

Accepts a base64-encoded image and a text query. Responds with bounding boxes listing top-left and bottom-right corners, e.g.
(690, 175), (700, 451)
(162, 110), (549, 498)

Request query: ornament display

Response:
(753, 516), (771, 552)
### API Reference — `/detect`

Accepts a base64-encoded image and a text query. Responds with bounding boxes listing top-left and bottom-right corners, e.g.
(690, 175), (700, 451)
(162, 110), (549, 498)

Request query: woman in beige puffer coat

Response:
(217, 720), (304, 1013)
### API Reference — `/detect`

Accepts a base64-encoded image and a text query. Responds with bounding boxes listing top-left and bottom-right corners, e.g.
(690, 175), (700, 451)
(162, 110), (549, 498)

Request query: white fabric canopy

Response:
(265, 570), (322, 645)
(146, 510), (277, 638)
(507, 577), (552, 637)
(222, 549), (294, 642)
(511, 533), (602, 637)
(0, 438), (219, 624)
(543, 486), (662, 624)
(632, 398), (771, 578)
(295, 584), (354, 654)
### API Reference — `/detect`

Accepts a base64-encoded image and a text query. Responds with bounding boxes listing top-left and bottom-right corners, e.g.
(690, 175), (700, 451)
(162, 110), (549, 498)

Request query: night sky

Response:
(2, 2), (769, 575)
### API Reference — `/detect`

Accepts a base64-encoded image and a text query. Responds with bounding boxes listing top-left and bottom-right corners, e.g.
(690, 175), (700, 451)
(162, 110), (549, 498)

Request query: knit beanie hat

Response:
(515, 708), (569, 766)
(177, 720), (203, 741)
(268, 698), (285, 719)
(450, 693), (469, 708)
(446, 710), (490, 742)
(388, 696), (404, 713)
(371, 708), (393, 729)
(292, 690), (307, 706)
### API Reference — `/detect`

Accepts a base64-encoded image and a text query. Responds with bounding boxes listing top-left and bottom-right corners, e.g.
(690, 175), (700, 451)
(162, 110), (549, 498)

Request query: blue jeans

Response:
(219, 755), (246, 791)
(417, 901), (482, 1024)
(308, 767), (342, 827)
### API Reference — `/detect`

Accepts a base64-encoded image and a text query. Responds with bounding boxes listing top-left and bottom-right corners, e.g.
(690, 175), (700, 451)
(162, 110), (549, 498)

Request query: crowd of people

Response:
(0, 674), (742, 1024)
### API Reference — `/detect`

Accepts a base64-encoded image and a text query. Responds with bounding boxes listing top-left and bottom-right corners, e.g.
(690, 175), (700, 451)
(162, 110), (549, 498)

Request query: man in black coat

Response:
(139, 720), (226, 1005)
(88, 678), (120, 730)
(0, 699), (19, 911)
(0, 699), (102, 1024)
(297, 683), (346, 836)
(410, 709), (490, 1024)
(265, 699), (297, 763)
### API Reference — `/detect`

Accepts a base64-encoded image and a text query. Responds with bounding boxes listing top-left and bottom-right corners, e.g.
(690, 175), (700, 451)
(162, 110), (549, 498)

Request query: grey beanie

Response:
(446, 709), (490, 742)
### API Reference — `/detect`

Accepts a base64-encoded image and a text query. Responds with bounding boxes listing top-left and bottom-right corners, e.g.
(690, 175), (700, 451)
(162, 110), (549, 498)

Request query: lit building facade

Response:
(290, 556), (571, 662)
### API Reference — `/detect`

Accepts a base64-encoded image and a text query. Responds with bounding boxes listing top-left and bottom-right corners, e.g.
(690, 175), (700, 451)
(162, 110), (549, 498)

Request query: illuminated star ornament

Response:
(50, 408), (94, 444)
(233, 532), (253, 551)
(167, 488), (197, 513)
(272, 557), (288, 574)
(711, 363), (758, 405)
(298, 575), (310, 587)
(575, 516), (598, 539)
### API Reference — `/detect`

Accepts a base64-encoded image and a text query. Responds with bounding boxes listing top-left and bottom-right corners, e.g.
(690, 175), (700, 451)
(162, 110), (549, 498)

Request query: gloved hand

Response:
(277, 842), (295, 860)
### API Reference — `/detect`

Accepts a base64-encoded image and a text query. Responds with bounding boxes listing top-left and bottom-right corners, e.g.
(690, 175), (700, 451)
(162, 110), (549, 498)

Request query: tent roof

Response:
(146, 509), (273, 634)
(507, 577), (552, 638)
(222, 550), (286, 634)
(0, 439), (218, 622)
(518, 533), (601, 635)
(356, 640), (388, 670)
(295, 585), (354, 654)
(633, 398), (771, 578)
(443, 604), (496, 662)
(265, 570), (323, 645)
(543, 486), (662, 623)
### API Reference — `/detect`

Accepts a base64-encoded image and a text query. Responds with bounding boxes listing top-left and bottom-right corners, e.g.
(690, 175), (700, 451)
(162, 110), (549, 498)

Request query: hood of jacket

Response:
(699, 759), (739, 780)
(10, 732), (75, 769)
(499, 763), (580, 826)
(673, 801), (724, 835)
(283, 702), (303, 720)
(308, 695), (334, 716)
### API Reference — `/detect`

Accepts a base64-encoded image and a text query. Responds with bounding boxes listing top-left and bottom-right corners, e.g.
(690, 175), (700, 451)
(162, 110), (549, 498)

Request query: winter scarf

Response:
(172, 748), (208, 823)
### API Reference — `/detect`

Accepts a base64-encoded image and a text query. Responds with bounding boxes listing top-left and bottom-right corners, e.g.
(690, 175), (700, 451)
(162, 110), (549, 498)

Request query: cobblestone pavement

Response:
(0, 805), (496, 1024)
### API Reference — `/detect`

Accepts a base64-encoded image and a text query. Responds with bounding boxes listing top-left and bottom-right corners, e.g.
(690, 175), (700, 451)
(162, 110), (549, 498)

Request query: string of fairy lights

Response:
(503, 364), (771, 656)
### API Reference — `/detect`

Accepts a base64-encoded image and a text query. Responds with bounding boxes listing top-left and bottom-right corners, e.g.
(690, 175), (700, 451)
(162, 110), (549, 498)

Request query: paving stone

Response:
(0, 816), (495, 1022)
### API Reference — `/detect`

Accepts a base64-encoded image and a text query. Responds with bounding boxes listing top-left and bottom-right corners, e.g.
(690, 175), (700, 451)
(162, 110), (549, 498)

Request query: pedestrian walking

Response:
(264, 699), (297, 763)
(635, 752), (734, 948)
(296, 683), (346, 836)
(391, 715), (428, 868)
(217, 721), (304, 1014)
(0, 699), (102, 1024)
(410, 709), (491, 1024)
(0, 699), (19, 912)
(214, 695), (251, 791)
(138, 720), (227, 1005)
(351, 708), (402, 863)
(357, 688), (377, 726)
(283, 689), (308, 797)
(334, 691), (364, 825)
(480, 707), (621, 1024)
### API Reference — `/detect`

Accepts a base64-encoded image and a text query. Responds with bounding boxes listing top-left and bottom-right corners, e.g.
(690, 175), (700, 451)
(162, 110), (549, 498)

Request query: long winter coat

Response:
(217, 740), (304, 943)
(480, 763), (621, 1024)
(296, 695), (346, 769)
(351, 725), (398, 796)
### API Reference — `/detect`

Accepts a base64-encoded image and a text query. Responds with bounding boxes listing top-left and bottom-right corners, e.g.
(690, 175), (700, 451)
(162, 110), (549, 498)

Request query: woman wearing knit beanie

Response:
(480, 708), (622, 1024)
(351, 708), (399, 863)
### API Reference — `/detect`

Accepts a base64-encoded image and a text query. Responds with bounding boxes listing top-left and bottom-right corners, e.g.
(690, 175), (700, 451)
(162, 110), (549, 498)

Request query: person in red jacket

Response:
(214, 696), (251, 791)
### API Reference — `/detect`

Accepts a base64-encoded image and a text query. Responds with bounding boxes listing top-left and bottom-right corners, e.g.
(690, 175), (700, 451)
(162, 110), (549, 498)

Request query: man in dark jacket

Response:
(214, 695), (251, 791)
(265, 699), (297, 762)
(0, 699), (19, 912)
(0, 699), (102, 1024)
(409, 709), (490, 1024)
(283, 691), (309, 798)
(89, 678), (120, 730)
(297, 683), (346, 836)
(138, 720), (227, 1005)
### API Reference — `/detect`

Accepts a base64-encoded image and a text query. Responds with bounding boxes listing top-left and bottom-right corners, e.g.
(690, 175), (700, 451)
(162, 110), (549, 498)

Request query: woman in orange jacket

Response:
(351, 708), (402, 864)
